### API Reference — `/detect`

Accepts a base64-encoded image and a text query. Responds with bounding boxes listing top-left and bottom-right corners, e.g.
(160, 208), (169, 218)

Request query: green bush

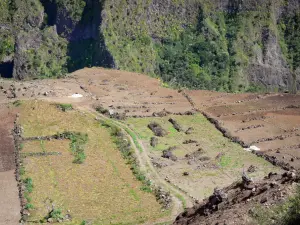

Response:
(80, 220), (87, 225)
(49, 208), (64, 220)
(95, 105), (109, 114)
(59, 132), (88, 164)
(24, 177), (33, 193)
(12, 100), (22, 107)
(25, 203), (34, 210)
(279, 12), (300, 93)
(56, 103), (73, 112)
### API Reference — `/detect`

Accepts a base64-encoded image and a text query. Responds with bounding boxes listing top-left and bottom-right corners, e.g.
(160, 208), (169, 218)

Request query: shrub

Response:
(150, 137), (158, 147)
(24, 177), (33, 193)
(25, 203), (34, 210)
(95, 105), (109, 114)
(56, 103), (73, 112)
(168, 118), (183, 132)
(12, 100), (22, 107)
(49, 208), (64, 220)
(148, 122), (168, 137)
(279, 186), (300, 225)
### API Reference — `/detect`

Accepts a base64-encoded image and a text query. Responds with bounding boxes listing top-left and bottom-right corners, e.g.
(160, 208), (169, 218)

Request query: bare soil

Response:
(188, 91), (300, 171)
(0, 105), (21, 225)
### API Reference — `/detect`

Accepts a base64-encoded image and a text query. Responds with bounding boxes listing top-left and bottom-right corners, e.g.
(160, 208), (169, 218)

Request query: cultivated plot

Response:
(19, 101), (166, 224)
(127, 114), (279, 200)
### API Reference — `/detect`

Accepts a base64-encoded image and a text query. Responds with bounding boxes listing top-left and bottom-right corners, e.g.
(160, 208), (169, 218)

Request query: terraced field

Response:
(187, 91), (300, 171)
(126, 114), (278, 200)
(18, 101), (167, 224)
(0, 68), (299, 224)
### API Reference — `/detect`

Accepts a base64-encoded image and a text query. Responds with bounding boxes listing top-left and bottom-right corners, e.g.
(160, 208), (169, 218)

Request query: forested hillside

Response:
(0, 0), (299, 92)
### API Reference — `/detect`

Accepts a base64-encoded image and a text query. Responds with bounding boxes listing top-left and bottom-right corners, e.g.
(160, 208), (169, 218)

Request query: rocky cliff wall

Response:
(0, 0), (299, 92)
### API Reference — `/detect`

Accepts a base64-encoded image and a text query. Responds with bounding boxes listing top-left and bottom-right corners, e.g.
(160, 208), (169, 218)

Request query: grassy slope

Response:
(127, 114), (279, 199)
(19, 101), (165, 224)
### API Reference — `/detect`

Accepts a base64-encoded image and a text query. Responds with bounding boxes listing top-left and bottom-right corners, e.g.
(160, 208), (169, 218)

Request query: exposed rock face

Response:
(0, 0), (299, 92)
(173, 171), (300, 225)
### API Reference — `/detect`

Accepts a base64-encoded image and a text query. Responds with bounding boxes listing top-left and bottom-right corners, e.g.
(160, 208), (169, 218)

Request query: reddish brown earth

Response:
(0, 105), (20, 225)
(187, 90), (300, 171)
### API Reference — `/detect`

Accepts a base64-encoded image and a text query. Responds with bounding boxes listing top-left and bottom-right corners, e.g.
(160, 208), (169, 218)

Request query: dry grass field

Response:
(19, 101), (167, 224)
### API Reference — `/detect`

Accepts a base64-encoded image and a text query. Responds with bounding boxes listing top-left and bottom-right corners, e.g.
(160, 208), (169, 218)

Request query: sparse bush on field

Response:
(24, 192), (31, 203)
(80, 221), (87, 225)
(44, 207), (64, 222)
(95, 105), (109, 115)
(49, 208), (64, 220)
(13, 100), (22, 107)
(56, 103), (73, 112)
(168, 118), (183, 132)
(22, 177), (34, 212)
(150, 137), (158, 147)
(19, 166), (25, 176)
(148, 122), (168, 137)
(24, 177), (33, 193)
(25, 203), (34, 210)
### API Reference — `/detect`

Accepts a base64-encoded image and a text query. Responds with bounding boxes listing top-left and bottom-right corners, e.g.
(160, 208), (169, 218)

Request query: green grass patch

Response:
(124, 127), (143, 153)
(56, 103), (73, 112)
(12, 100), (22, 107)
(40, 140), (46, 153)
(175, 193), (187, 209)
(24, 177), (33, 193)
(218, 155), (232, 168)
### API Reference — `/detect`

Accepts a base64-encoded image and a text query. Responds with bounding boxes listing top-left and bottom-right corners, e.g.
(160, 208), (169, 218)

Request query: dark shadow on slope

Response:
(0, 61), (14, 78)
(67, 0), (115, 72)
(40, 0), (58, 26)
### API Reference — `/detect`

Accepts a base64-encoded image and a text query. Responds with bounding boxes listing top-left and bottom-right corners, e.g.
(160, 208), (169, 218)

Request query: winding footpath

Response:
(81, 106), (195, 223)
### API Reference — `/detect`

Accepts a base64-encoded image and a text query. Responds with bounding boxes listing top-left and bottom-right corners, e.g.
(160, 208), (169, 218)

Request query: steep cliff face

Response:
(0, 0), (299, 92)
(101, 0), (300, 92)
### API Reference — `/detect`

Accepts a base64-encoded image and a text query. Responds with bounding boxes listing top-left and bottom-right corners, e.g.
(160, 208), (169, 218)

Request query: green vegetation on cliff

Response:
(0, 0), (299, 92)
(102, 0), (294, 92)
(14, 27), (68, 79)
(279, 11), (300, 93)
(0, 33), (14, 61)
(56, 0), (86, 22)
(0, 0), (14, 62)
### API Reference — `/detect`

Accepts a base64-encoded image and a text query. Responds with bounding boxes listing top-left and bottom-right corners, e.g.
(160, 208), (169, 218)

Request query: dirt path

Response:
(80, 106), (194, 223)
(0, 106), (21, 225)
